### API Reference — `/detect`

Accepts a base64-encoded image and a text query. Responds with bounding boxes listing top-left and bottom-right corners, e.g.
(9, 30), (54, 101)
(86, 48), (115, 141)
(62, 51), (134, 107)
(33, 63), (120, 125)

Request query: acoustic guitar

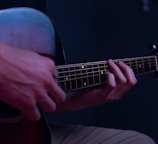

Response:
(0, 7), (157, 144)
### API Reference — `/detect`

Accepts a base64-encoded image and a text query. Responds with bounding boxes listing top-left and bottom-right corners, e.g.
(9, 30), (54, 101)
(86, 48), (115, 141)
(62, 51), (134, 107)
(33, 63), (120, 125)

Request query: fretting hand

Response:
(55, 59), (137, 112)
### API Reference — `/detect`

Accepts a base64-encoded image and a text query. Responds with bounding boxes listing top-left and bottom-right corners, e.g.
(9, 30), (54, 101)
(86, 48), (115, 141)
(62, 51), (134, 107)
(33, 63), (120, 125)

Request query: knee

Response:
(125, 130), (156, 144)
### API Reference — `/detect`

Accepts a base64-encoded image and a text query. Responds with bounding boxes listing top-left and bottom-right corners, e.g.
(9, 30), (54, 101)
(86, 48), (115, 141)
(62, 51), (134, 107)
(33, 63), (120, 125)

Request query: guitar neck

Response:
(57, 55), (158, 92)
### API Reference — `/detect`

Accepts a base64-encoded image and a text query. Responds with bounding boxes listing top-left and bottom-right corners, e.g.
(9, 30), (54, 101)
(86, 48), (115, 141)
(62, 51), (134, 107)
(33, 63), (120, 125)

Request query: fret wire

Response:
(98, 64), (101, 83)
(58, 66), (108, 75)
(57, 55), (157, 92)
(58, 63), (156, 83)
(58, 63), (157, 82)
(86, 65), (89, 86)
(74, 66), (77, 89)
(81, 65), (87, 87)
(57, 58), (156, 75)
(87, 65), (93, 86)
(58, 68), (151, 84)
(60, 81), (106, 92)
(80, 65), (84, 88)
(85, 65), (89, 86)
(122, 58), (156, 75)
(137, 59), (144, 74)
(148, 58), (151, 72)
(57, 55), (155, 69)
(70, 66), (77, 90)
(58, 56), (156, 69)
(141, 58), (144, 72)
(128, 63), (156, 67)
(58, 69), (108, 80)
(58, 67), (66, 91)
(58, 61), (156, 72)
(59, 68), (107, 87)
(58, 71), (107, 84)
(135, 58), (138, 74)
(144, 58), (151, 73)
(94, 66), (99, 85)
(68, 67), (72, 91)
(59, 75), (107, 92)
(58, 62), (156, 79)
(92, 64), (95, 86)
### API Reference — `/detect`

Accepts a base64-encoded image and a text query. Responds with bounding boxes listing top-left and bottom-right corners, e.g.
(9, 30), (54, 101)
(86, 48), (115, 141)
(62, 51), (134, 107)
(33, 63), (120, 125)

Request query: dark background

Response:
(46, 0), (158, 143)
(1, 0), (158, 143)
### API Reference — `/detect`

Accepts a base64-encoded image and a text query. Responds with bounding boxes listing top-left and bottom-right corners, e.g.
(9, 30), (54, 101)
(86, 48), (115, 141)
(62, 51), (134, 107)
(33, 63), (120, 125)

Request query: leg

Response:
(49, 124), (155, 144)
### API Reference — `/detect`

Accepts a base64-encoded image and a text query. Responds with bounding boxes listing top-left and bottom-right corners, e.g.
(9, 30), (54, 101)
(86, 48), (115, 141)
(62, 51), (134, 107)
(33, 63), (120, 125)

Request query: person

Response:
(0, 41), (137, 121)
(0, 6), (156, 144)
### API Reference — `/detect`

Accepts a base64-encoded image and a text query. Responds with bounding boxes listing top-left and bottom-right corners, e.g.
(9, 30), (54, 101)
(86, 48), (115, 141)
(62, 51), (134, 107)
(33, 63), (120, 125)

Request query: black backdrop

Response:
(0, 0), (45, 12)
(1, 0), (158, 143)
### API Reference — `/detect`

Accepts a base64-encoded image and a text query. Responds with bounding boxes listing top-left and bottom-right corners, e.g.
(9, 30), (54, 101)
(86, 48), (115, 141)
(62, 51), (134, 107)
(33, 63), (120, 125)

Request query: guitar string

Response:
(58, 64), (156, 92)
(57, 65), (157, 84)
(57, 60), (156, 79)
(56, 55), (156, 69)
(58, 65), (157, 91)
(57, 62), (156, 73)
(58, 65), (156, 85)
(56, 57), (157, 91)
(57, 58), (156, 74)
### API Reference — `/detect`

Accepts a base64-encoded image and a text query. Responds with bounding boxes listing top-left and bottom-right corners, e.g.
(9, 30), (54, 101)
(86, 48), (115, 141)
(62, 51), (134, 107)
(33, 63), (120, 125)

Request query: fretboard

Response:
(57, 55), (158, 92)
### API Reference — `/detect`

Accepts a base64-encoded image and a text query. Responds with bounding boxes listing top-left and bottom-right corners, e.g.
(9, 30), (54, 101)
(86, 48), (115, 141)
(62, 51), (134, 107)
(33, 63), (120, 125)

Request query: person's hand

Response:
(55, 59), (137, 112)
(0, 42), (66, 121)
(94, 59), (137, 102)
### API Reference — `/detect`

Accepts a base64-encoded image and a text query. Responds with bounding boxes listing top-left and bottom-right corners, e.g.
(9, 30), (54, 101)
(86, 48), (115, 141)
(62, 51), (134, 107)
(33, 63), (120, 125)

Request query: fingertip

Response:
(42, 98), (57, 113)
(106, 72), (116, 88)
(54, 87), (66, 103)
(60, 90), (67, 102)
(107, 59), (113, 64)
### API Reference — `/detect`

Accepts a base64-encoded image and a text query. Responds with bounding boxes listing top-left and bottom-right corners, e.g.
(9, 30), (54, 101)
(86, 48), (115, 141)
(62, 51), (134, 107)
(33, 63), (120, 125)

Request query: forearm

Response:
(55, 89), (103, 113)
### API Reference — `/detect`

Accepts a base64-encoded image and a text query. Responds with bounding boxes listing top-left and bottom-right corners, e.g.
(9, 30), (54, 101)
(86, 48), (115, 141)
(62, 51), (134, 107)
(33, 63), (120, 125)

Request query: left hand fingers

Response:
(108, 59), (137, 86)
(105, 59), (137, 101)
(117, 61), (137, 86)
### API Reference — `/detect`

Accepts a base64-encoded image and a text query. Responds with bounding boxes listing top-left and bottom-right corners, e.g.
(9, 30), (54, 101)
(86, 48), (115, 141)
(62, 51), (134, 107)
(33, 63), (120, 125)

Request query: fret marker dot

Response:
(81, 66), (84, 69)
(84, 82), (87, 86)
(139, 65), (142, 68)
(66, 77), (69, 80)
(101, 71), (104, 74)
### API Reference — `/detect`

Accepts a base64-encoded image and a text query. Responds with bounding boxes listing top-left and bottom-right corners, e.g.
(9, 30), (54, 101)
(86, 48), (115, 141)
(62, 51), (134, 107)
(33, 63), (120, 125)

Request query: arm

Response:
(55, 59), (137, 112)
(0, 41), (136, 120)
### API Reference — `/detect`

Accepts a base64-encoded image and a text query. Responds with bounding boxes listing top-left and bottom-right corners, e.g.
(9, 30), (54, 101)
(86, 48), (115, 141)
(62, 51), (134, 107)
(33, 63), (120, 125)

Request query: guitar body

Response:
(0, 7), (64, 144)
(0, 116), (51, 144)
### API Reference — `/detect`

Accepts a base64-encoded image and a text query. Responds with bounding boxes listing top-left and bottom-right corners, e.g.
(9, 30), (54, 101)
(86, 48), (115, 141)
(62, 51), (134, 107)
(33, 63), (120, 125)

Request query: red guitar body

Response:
(0, 116), (51, 144)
